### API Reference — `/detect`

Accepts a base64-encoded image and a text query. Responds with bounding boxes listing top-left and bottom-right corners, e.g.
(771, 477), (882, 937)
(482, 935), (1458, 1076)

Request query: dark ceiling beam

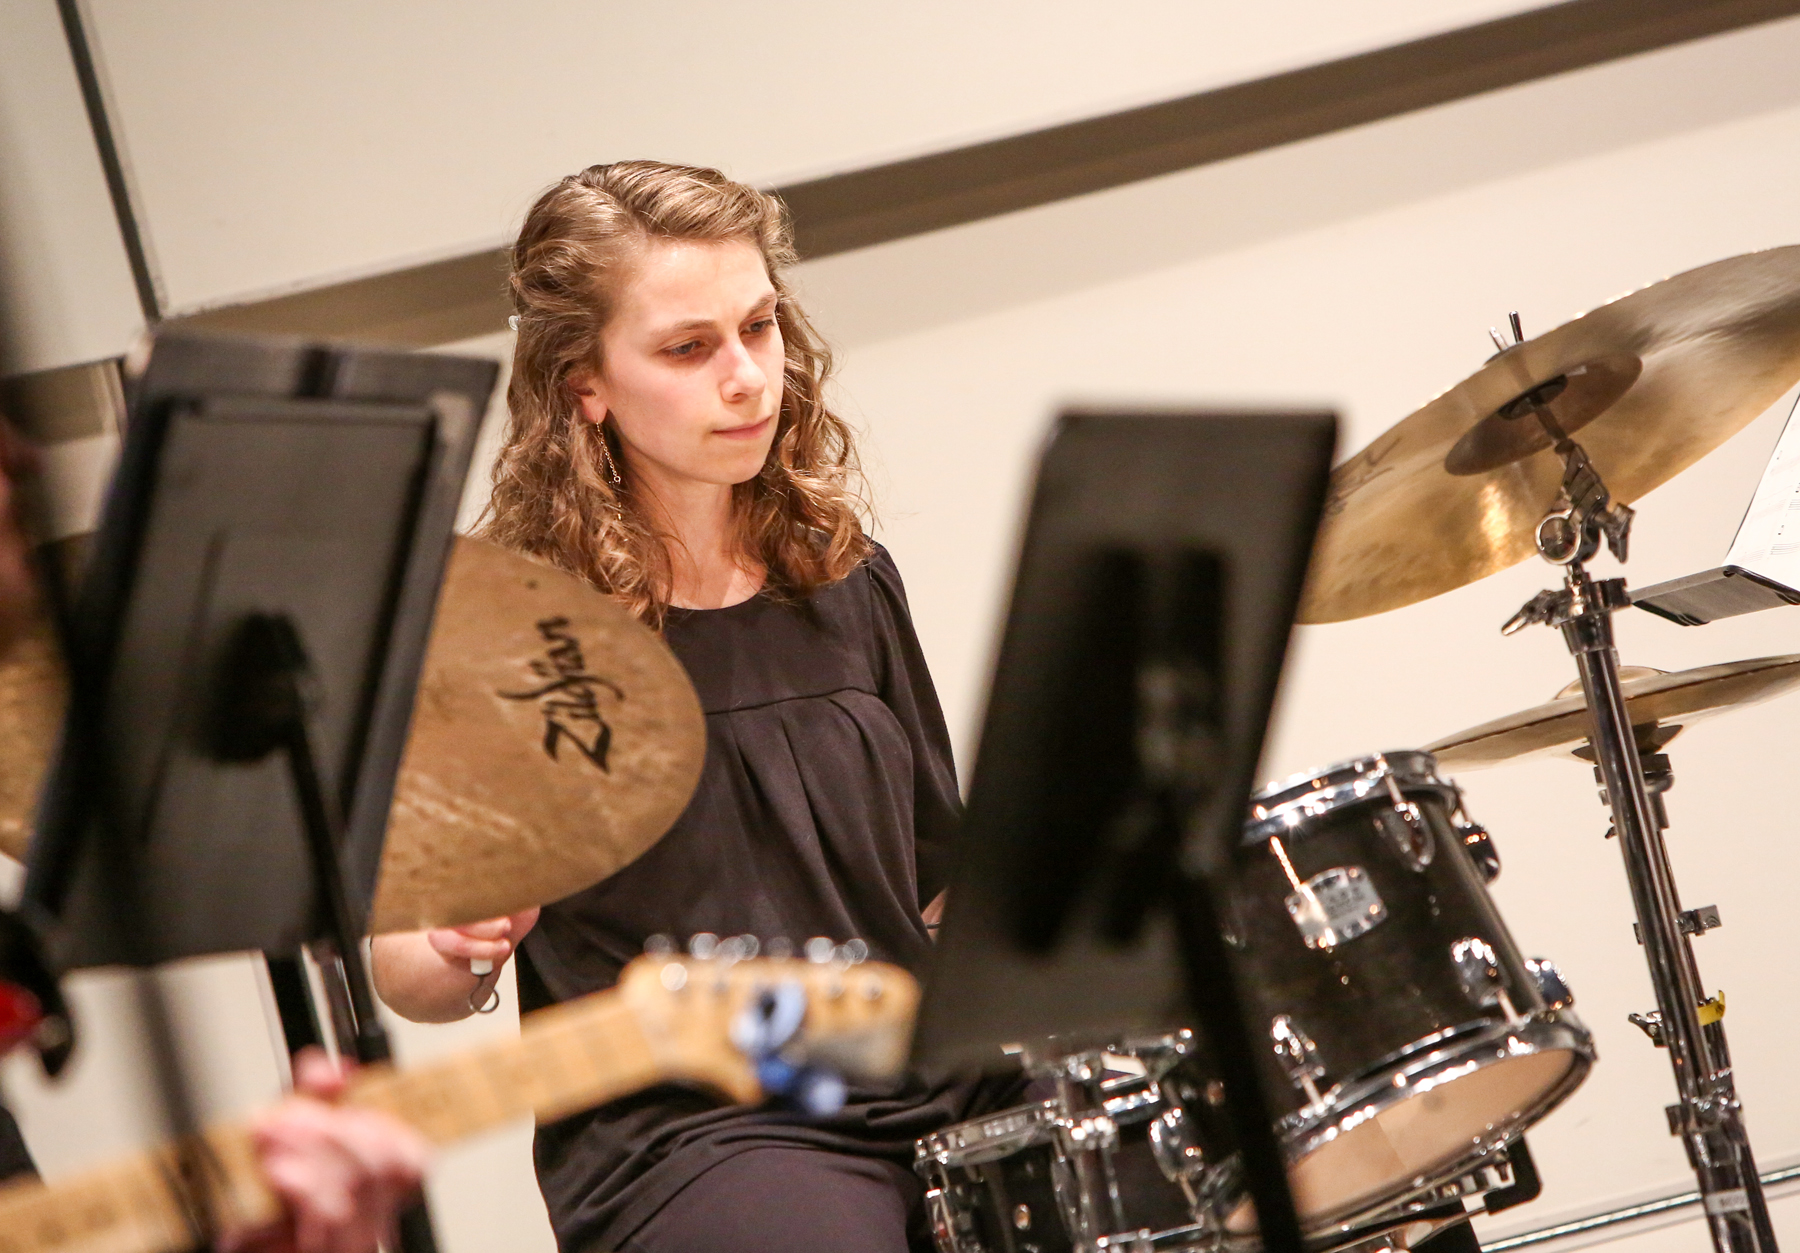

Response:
(172, 0), (1800, 347)
(783, 0), (1800, 256)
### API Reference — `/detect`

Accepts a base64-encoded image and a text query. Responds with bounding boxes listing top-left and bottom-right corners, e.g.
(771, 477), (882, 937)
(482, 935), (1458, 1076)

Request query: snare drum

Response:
(1230, 750), (1593, 1228)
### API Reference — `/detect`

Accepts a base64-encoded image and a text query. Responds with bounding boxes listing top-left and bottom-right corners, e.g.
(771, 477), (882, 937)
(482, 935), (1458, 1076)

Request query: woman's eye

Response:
(665, 340), (703, 359)
(746, 317), (776, 336)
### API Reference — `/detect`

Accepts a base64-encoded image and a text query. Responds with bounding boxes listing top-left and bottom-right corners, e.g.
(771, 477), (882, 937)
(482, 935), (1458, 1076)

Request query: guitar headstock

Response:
(614, 939), (919, 1109)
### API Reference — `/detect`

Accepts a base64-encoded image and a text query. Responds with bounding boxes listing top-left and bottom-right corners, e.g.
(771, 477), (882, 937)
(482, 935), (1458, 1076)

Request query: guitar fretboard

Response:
(0, 987), (676, 1253)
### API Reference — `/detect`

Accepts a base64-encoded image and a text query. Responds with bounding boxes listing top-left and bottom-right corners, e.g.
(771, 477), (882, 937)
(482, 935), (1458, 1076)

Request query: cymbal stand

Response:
(1501, 403), (1778, 1253)
(1620, 752), (1777, 1246)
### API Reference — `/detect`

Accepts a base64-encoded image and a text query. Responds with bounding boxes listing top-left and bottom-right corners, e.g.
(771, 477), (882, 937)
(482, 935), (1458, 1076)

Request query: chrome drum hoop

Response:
(917, 1101), (1058, 1169)
(1280, 1012), (1594, 1223)
(1244, 750), (1455, 845)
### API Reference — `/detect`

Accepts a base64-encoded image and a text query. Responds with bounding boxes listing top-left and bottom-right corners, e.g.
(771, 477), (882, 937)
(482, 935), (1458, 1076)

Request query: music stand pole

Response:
(1136, 554), (1309, 1253)
(217, 613), (442, 1253)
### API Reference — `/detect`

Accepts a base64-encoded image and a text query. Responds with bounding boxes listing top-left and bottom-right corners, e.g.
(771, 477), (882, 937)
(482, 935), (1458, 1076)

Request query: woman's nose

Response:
(719, 338), (767, 400)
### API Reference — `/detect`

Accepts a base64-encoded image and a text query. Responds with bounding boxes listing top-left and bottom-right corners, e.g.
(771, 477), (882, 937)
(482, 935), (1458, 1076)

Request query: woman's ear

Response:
(569, 372), (608, 426)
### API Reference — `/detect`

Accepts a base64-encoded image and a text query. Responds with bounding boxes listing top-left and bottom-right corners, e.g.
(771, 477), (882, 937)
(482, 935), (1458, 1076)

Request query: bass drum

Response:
(1223, 750), (1593, 1231)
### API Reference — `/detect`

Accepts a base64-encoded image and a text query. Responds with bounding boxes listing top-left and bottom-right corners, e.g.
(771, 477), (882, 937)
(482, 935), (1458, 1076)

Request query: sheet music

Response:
(1724, 390), (1800, 590)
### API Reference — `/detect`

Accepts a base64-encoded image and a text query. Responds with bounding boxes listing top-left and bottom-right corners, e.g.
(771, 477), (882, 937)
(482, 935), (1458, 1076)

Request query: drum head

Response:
(1222, 1021), (1588, 1235)
(1288, 1047), (1576, 1223)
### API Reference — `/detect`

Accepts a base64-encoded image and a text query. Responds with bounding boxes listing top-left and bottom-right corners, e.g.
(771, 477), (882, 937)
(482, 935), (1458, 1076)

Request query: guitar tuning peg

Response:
(765, 937), (793, 960)
(837, 939), (869, 965)
(717, 935), (759, 962)
(793, 1066), (848, 1116)
(749, 1055), (849, 1115)
(643, 934), (676, 957)
(689, 932), (719, 960)
(804, 936), (835, 964)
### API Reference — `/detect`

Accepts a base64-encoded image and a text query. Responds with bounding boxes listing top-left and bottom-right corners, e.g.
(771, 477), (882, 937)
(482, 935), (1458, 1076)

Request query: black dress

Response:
(518, 546), (1007, 1252)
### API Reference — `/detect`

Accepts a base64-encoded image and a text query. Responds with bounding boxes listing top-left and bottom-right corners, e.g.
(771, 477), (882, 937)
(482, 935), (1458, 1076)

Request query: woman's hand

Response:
(371, 908), (540, 1023)
(219, 1049), (428, 1253)
(425, 907), (540, 973)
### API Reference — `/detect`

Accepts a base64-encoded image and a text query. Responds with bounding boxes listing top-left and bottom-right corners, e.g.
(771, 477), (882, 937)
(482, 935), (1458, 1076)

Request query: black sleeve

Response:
(865, 545), (963, 906)
(0, 1102), (36, 1182)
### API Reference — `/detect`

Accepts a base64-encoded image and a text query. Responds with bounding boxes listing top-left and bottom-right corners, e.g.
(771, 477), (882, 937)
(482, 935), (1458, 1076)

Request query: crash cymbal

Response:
(0, 537), (707, 935)
(1300, 247), (1800, 624)
(1426, 654), (1800, 771)
(368, 537), (704, 932)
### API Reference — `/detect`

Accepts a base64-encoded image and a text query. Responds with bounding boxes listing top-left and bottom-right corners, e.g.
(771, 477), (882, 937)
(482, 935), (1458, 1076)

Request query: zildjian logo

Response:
(498, 617), (624, 772)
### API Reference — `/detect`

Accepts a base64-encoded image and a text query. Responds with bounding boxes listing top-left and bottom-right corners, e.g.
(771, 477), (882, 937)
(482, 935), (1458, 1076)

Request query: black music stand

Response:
(19, 329), (493, 1251)
(914, 410), (1336, 1253)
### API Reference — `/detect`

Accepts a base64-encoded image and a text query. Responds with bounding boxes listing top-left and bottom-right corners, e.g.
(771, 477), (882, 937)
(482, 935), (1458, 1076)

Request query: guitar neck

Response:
(0, 987), (679, 1253)
(0, 953), (911, 1253)
(0, 1124), (274, 1253)
(348, 986), (668, 1142)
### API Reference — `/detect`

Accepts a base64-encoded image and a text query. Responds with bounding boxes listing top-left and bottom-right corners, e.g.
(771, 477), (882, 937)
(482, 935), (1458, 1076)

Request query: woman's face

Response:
(575, 237), (784, 494)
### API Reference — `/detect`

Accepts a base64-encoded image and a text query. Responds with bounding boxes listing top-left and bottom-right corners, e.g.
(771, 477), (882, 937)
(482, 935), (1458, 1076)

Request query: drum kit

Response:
(4, 249), (1800, 1253)
(917, 246), (1800, 1253)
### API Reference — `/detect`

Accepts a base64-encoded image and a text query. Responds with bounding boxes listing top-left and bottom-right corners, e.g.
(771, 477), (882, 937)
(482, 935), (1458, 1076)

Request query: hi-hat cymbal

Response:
(1426, 654), (1800, 771)
(0, 537), (706, 935)
(1300, 247), (1800, 624)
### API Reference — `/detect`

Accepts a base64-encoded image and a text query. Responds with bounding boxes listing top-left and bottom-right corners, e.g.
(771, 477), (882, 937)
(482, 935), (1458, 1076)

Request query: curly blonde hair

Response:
(480, 160), (869, 625)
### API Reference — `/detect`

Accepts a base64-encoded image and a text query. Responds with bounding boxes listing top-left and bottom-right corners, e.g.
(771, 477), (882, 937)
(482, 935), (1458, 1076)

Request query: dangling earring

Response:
(598, 420), (623, 486)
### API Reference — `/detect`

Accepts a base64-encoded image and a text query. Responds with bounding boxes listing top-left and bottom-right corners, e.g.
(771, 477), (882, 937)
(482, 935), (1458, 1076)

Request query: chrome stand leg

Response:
(1631, 761), (1781, 1251)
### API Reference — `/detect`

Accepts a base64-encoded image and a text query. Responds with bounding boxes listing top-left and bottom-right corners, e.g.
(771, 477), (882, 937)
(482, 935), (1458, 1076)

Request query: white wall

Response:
(792, 14), (1800, 1247)
(0, 2), (143, 376)
(76, 0), (1539, 315)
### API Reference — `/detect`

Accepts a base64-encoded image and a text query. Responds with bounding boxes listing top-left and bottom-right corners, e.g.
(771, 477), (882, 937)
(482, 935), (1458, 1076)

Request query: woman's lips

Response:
(715, 415), (773, 440)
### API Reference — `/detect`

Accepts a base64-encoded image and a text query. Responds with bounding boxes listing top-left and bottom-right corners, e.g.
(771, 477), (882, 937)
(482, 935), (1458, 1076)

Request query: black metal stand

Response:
(1138, 552), (1308, 1253)
(911, 411), (1338, 1253)
(220, 614), (441, 1253)
(1502, 402), (1777, 1253)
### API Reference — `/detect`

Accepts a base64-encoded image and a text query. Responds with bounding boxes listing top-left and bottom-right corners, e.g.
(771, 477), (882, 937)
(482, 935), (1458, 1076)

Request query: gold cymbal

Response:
(1300, 247), (1800, 624)
(0, 537), (706, 935)
(1426, 654), (1800, 771)
(368, 537), (704, 933)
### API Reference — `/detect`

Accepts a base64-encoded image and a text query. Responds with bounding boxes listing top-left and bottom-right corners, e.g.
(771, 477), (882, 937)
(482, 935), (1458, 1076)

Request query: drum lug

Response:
(1525, 956), (1575, 1010)
(923, 1185), (981, 1253)
(1054, 1110), (1120, 1155)
(1452, 937), (1522, 1022)
(1375, 759), (1435, 869)
(1457, 821), (1501, 882)
(1147, 1103), (1207, 1186)
(1448, 783), (1500, 881)
(1270, 1014), (1327, 1108)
